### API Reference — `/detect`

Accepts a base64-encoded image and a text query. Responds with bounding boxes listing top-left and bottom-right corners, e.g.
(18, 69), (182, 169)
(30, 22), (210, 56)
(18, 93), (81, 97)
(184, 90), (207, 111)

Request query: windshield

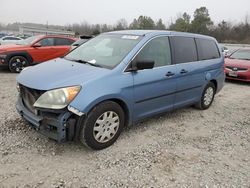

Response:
(230, 49), (250, 60)
(16, 35), (40, 45)
(65, 34), (142, 69)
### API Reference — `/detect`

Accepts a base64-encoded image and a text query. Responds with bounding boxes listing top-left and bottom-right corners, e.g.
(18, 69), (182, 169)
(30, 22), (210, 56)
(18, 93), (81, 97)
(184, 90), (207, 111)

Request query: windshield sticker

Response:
(88, 59), (96, 64)
(122, 35), (139, 40)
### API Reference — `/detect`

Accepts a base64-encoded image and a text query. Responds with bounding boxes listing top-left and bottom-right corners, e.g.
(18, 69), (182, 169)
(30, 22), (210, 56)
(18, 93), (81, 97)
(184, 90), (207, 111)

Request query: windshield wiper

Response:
(67, 58), (102, 68)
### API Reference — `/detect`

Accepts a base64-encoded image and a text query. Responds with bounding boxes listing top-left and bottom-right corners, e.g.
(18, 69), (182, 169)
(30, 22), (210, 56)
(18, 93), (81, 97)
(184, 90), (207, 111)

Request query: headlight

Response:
(34, 86), (81, 109)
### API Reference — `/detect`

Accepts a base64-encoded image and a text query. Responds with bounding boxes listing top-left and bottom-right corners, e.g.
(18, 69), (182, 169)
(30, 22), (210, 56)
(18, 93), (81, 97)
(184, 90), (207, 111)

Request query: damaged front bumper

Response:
(16, 96), (79, 142)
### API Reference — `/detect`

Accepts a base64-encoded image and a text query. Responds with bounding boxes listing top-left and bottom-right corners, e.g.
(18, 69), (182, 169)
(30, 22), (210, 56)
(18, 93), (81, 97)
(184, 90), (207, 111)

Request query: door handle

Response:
(180, 69), (188, 74)
(165, 71), (175, 77)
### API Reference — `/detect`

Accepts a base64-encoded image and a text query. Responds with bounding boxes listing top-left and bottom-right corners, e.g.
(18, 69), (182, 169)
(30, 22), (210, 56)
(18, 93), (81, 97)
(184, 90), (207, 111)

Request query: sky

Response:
(0, 0), (250, 26)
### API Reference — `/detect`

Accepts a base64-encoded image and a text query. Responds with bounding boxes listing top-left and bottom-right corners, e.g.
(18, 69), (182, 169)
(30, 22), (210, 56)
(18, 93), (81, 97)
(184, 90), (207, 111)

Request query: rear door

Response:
(170, 36), (205, 108)
(53, 38), (75, 57)
(132, 36), (177, 121)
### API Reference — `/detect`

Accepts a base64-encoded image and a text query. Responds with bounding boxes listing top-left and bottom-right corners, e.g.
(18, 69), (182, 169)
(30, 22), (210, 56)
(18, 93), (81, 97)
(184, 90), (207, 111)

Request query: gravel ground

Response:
(0, 70), (249, 188)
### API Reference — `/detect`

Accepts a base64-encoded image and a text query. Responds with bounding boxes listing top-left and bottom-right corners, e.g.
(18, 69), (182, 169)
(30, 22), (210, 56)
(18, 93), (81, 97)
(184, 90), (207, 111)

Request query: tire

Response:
(79, 101), (125, 150)
(8, 56), (29, 73)
(195, 82), (216, 110)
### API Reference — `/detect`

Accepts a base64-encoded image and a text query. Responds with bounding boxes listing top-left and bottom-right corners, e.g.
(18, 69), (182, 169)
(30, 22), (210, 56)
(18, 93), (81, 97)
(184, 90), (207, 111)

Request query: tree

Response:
(169, 12), (191, 32)
(101, 24), (111, 32)
(155, 19), (166, 30)
(190, 7), (213, 34)
(130, 16), (155, 29)
(114, 18), (128, 30)
(129, 19), (139, 29)
(137, 16), (155, 29)
(214, 20), (232, 42)
(92, 24), (101, 35)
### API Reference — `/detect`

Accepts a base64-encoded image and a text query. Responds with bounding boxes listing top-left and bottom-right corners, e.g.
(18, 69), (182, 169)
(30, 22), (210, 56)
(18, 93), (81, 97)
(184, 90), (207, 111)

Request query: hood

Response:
(225, 58), (250, 68)
(17, 58), (110, 90)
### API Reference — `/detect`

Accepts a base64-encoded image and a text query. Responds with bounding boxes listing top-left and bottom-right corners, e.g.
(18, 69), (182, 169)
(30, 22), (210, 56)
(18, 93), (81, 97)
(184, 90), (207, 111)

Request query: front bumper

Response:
(16, 96), (78, 142)
(0, 54), (7, 66)
(225, 70), (250, 82)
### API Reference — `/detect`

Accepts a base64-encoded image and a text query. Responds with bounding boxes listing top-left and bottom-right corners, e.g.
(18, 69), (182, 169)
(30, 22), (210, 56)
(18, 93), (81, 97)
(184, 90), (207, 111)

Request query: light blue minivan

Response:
(16, 30), (225, 150)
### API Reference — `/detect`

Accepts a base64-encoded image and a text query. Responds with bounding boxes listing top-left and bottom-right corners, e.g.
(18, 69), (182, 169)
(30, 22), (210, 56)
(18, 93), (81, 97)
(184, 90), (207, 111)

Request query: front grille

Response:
(226, 66), (248, 71)
(20, 85), (45, 114)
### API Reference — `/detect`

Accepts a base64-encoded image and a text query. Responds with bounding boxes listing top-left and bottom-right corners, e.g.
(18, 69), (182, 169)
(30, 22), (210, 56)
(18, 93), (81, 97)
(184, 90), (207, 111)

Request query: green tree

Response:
(137, 16), (155, 29)
(155, 19), (166, 30)
(169, 12), (191, 32)
(190, 7), (213, 34)
(216, 20), (232, 42)
(129, 19), (139, 29)
(130, 16), (155, 29)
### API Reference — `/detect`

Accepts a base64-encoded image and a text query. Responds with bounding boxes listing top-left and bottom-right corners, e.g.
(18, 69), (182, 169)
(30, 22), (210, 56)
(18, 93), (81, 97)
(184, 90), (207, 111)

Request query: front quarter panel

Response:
(69, 71), (134, 123)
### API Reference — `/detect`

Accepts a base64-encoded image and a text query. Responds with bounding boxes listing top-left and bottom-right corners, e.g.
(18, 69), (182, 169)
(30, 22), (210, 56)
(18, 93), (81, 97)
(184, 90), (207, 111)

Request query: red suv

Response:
(0, 35), (77, 72)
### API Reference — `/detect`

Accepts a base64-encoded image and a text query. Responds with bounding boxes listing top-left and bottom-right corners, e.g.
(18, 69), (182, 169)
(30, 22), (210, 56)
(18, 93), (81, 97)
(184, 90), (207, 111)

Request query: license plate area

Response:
(229, 71), (238, 77)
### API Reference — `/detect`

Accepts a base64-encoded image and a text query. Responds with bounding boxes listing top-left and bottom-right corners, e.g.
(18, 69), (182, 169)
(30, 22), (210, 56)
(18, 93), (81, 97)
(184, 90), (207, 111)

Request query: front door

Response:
(132, 36), (177, 122)
(29, 37), (57, 63)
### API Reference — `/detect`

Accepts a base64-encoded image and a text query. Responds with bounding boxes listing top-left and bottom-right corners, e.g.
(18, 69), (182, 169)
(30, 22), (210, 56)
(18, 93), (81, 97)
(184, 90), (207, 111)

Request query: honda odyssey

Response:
(16, 30), (225, 150)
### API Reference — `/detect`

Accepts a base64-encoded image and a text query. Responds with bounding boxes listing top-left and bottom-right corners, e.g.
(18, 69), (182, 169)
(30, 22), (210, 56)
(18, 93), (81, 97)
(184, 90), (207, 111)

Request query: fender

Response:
(5, 51), (33, 64)
(70, 93), (134, 126)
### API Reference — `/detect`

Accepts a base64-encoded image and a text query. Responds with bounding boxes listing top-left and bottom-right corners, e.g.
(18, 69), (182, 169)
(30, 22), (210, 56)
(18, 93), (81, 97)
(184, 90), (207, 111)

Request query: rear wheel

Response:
(79, 101), (125, 150)
(195, 82), (216, 110)
(8, 56), (29, 73)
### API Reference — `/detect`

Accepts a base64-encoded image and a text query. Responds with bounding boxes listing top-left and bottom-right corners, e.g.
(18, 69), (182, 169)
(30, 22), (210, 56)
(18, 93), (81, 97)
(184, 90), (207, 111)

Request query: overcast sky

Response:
(1, 0), (250, 26)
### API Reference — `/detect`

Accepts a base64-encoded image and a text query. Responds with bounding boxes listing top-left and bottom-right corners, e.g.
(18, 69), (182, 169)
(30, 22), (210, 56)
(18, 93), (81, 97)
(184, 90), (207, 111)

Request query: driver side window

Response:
(135, 37), (172, 67)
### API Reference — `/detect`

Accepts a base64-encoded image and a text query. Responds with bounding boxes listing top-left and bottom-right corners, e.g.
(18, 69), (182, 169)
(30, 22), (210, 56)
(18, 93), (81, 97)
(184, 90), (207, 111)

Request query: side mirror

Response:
(32, 43), (42, 48)
(127, 59), (155, 71)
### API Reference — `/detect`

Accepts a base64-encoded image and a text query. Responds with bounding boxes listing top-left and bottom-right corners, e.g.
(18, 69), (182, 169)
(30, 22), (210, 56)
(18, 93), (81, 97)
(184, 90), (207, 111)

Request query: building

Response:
(19, 26), (75, 36)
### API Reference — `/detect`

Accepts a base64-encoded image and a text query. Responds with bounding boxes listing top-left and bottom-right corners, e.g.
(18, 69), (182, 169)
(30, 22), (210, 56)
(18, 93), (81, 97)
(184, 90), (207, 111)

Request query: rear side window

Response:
(55, 38), (74, 46)
(171, 36), (198, 64)
(196, 38), (220, 60)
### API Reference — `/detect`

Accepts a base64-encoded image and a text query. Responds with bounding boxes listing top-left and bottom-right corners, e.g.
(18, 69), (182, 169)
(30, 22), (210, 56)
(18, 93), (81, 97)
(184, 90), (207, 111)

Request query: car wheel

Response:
(195, 82), (216, 110)
(79, 101), (125, 150)
(8, 56), (29, 73)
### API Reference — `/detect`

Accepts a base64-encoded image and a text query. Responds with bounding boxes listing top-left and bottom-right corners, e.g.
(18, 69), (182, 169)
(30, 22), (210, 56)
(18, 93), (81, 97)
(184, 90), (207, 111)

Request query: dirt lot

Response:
(0, 70), (249, 188)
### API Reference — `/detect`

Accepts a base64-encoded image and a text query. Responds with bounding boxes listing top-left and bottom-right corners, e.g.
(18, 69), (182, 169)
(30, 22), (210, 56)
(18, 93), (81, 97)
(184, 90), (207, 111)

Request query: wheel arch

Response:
(6, 51), (33, 64)
(210, 79), (217, 92)
(109, 98), (130, 127)
(84, 97), (131, 127)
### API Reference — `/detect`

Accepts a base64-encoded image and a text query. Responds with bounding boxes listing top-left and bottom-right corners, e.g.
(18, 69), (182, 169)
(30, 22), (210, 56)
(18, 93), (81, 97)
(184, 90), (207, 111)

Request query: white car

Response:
(0, 36), (23, 45)
(220, 45), (229, 57)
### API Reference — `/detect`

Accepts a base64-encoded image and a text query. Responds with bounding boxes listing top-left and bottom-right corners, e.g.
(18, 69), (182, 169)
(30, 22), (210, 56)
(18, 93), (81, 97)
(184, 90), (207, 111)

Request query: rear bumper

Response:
(16, 96), (78, 142)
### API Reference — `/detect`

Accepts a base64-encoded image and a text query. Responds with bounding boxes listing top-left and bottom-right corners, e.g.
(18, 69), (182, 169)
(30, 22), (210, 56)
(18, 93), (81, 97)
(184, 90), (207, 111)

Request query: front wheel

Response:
(8, 56), (29, 73)
(79, 101), (125, 150)
(195, 82), (216, 110)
